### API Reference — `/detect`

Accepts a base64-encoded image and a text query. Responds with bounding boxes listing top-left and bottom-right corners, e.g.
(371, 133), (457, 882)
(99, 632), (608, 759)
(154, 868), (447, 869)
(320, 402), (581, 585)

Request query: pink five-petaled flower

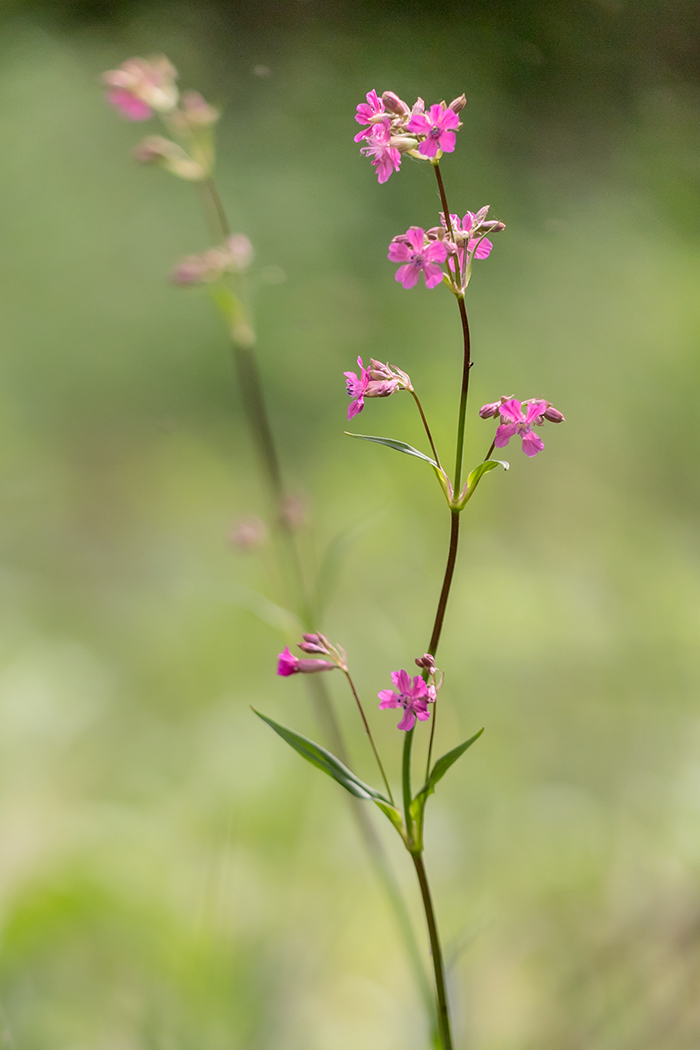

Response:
(406, 104), (461, 158)
(277, 647), (336, 676)
(354, 89), (386, 141)
(442, 212), (493, 262)
(388, 227), (448, 289)
(344, 356), (370, 420)
(378, 670), (436, 731)
(360, 121), (401, 183)
(494, 399), (550, 457)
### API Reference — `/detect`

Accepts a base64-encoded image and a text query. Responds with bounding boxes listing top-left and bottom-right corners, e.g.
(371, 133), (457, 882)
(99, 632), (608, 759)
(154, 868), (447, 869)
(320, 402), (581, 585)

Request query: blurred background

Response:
(1, 0), (700, 1046)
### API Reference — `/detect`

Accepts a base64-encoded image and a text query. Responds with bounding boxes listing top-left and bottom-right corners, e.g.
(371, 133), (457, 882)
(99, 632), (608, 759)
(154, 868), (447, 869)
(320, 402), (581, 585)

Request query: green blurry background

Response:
(1, 0), (700, 1046)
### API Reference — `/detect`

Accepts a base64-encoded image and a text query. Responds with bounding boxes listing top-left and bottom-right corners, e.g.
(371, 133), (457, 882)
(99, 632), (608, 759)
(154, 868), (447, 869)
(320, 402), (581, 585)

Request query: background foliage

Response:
(1, 0), (700, 1046)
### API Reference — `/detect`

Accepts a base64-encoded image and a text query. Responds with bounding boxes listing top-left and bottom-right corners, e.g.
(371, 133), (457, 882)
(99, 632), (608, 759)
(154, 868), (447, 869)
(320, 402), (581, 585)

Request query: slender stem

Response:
(433, 162), (461, 290)
(344, 671), (394, 805)
(453, 296), (472, 496)
(410, 390), (441, 469)
(402, 726), (415, 835)
(484, 437), (496, 461)
(428, 511), (461, 658)
(425, 695), (438, 784)
(204, 177), (231, 239)
(412, 853), (453, 1050)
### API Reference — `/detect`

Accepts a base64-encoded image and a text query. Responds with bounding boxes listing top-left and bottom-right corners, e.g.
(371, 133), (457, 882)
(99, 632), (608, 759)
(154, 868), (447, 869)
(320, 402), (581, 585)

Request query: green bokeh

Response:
(0, 1), (699, 1046)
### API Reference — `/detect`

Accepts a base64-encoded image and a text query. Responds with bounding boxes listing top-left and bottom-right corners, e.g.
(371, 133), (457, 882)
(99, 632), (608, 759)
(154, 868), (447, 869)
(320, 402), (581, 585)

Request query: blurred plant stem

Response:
(199, 175), (439, 1044)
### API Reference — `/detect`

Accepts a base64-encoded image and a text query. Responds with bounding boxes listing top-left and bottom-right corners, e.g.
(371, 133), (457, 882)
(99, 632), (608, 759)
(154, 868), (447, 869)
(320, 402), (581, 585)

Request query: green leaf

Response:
(254, 709), (390, 803)
(374, 800), (407, 841)
(455, 460), (508, 509)
(409, 729), (484, 853)
(425, 728), (484, 793)
(345, 432), (438, 468)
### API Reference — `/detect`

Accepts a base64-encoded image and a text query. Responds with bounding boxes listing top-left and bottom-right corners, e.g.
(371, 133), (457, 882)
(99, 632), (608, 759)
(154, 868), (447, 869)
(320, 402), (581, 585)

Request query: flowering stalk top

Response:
(480, 397), (565, 456)
(378, 670), (436, 731)
(103, 56), (179, 120)
(277, 634), (348, 676)
(354, 91), (466, 183)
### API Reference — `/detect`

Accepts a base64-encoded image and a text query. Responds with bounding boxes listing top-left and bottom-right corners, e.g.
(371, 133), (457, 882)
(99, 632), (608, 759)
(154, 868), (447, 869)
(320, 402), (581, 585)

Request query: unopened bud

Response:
(277, 647), (336, 676)
(298, 633), (331, 654)
(382, 90), (410, 116)
(543, 405), (565, 423)
(415, 654), (436, 672)
(226, 233), (254, 272)
(411, 96), (425, 115)
(479, 401), (501, 419)
(180, 90), (220, 126)
(389, 135), (419, 153)
(449, 93), (467, 113)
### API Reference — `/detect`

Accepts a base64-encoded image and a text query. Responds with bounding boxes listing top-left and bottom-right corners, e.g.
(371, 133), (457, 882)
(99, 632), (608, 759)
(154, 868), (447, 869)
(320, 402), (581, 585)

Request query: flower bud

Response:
(449, 93), (467, 113)
(298, 633), (331, 654)
(180, 90), (220, 126)
(415, 654), (436, 672)
(389, 135), (420, 153)
(226, 233), (254, 272)
(411, 96), (425, 115)
(480, 395), (513, 420)
(543, 405), (565, 423)
(382, 91), (410, 116)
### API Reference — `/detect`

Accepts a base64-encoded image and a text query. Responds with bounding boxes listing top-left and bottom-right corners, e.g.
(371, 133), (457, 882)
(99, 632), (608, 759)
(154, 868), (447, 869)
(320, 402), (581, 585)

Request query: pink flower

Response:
(103, 56), (179, 120)
(378, 670), (436, 731)
(344, 357), (370, 420)
(277, 647), (336, 676)
(494, 399), (549, 457)
(360, 122), (401, 183)
(406, 104), (461, 158)
(106, 88), (153, 121)
(388, 227), (448, 289)
(354, 89), (386, 141)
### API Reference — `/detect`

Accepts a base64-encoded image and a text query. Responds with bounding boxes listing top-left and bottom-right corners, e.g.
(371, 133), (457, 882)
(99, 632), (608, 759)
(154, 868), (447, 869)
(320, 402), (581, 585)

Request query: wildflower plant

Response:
(103, 64), (565, 1050)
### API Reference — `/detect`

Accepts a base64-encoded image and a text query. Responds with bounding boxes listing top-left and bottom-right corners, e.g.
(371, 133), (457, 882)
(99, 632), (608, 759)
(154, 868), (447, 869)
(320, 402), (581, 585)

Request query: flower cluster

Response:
(344, 358), (413, 420)
(277, 634), (347, 676)
(479, 397), (565, 457)
(389, 207), (505, 293)
(355, 90), (466, 183)
(378, 669), (436, 731)
(170, 234), (254, 285)
(103, 57), (219, 182)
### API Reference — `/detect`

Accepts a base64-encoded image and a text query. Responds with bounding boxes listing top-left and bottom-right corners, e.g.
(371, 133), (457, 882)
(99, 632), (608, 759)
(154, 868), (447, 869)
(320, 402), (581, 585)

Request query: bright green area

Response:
(0, 2), (700, 1047)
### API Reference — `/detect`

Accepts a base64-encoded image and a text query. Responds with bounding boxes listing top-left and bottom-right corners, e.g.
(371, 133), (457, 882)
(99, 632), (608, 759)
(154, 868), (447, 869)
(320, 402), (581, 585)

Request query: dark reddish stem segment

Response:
(427, 510), (460, 657)
(412, 853), (453, 1050)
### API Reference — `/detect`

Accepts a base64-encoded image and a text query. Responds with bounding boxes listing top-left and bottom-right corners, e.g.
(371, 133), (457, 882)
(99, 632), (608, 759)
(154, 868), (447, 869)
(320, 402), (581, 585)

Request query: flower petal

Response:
(397, 709), (416, 731)
(378, 689), (400, 709)
(494, 423), (517, 447)
(395, 263), (420, 289)
(521, 431), (545, 457)
(498, 399), (523, 424)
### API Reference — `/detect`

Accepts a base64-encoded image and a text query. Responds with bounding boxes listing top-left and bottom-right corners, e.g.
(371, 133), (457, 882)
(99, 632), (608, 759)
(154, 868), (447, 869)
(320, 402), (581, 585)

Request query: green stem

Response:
(412, 853), (453, 1050)
(402, 726), (415, 837)
(410, 390), (442, 469)
(452, 296), (472, 496)
(344, 670), (395, 806)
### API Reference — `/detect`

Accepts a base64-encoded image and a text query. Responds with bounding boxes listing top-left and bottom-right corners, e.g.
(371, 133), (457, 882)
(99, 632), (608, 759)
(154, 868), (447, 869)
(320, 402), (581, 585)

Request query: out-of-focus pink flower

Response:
(388, 227), (448, 289)
(229, 515), (267, 551)
(106, 88), (153, 121)
(103, 56), (179, 119)
(406, 103), (461, 157)
(344, 357), (370, 420)
(354, 89), (386, 141)
(277, 647), (336, 676)
(360, 122), (401, 183)
(170, 233), (254, 285)
(378, 669), (436, 731)
(494, 399), (549, 457)
(134, 135), (206, 180)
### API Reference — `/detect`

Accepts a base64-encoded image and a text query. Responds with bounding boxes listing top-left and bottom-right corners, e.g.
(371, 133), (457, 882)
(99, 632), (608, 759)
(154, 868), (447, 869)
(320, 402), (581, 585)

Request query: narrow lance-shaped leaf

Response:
(345, 432), (438, 468)
(455, 460), (508, 509)
(424, 728), (484, 795)
(409, 728), (484, 853)
(254, 709), (390, 803)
